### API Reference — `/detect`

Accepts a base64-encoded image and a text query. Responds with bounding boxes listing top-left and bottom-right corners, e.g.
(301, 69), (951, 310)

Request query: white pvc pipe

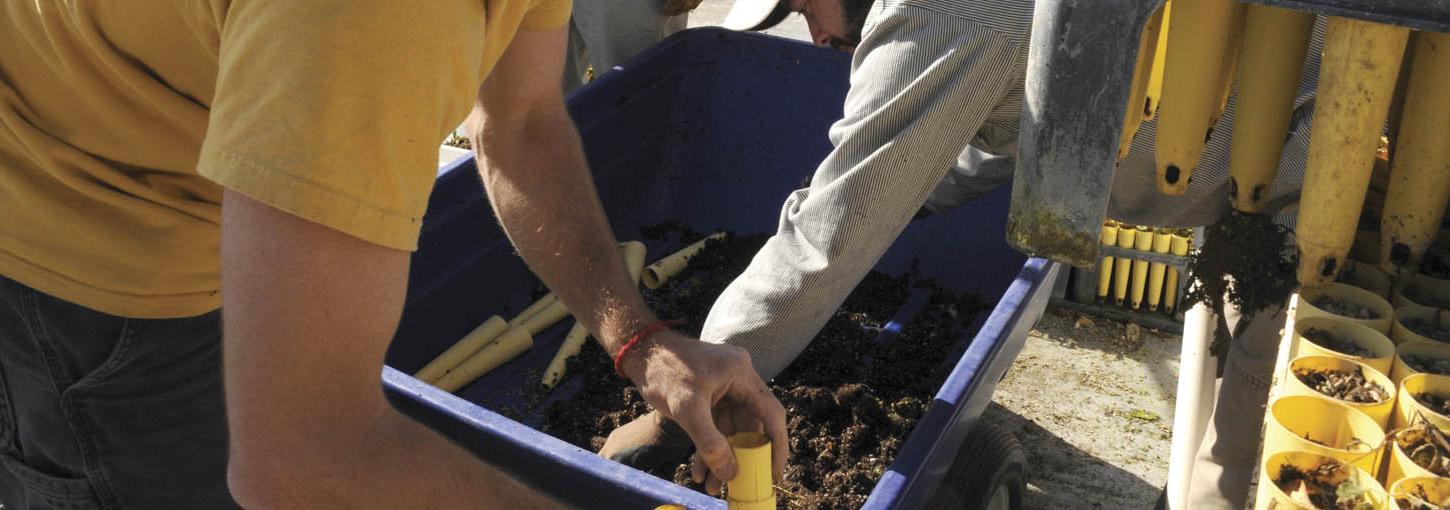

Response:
(1165, 302), (1218, 510)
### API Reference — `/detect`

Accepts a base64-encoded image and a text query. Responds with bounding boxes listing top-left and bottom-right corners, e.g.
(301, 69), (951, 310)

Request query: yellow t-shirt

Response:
(0, 0), (570, 318)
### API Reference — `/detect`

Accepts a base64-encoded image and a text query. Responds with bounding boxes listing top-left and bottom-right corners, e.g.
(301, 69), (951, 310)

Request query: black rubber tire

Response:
(925, 422), (1028, 510)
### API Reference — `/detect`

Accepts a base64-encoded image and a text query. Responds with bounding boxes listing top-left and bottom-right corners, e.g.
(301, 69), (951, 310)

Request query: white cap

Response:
(723, 0), (786, 31)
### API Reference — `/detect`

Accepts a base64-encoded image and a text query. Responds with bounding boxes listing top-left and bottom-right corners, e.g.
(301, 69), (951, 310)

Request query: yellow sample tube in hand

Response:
(1131, 227), (1154, 309)
(1147, 229), (1173, 311)
(1114, 226), (1138, 306)
(726, 433), (775, 510)
(1097, 221), (1120, 302)
(413, 315), (508, 384)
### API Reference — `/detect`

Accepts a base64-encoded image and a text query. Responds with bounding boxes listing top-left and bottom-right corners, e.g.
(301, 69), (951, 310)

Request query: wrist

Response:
(613, 320), (686, 381)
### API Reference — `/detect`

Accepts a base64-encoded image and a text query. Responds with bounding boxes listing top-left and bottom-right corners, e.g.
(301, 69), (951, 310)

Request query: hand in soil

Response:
(1275, 461), (1375, 510)
(1302, 328), (1374, 358)
(1416, 392), (1450, 418)
(1405, 354), (1450, 377)
(1310, 297), (1380, 320)
(1293, 367), (1389, 404)
(1405, 316), (1450, 343)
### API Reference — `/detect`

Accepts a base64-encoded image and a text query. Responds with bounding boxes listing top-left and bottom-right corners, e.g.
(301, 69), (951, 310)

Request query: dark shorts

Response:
(0, 276), (236, 509)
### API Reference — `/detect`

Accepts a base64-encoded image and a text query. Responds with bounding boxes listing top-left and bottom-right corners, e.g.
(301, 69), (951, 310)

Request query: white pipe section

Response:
(1165, 302), (1218, 510)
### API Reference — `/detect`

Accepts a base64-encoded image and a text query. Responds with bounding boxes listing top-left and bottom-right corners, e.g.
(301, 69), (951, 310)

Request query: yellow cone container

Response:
(1392, 306), (1450, 346)
(1227, 4), (1315, 213)
(643, 233), (727, 289)
(1389, 476), (1450, 509)
(1283, 355), (1395, 427)
(726, 433), (775, 510)
(1255, 451), (1388, 510)
(1295, 283), (1396, 334)
(413, 315), (508, 384)
(1291, 317), (1396, 375)
(1386, 429), (1449, 487)
(1392, 341), (1450, 385)
(1393, 275), (1450, 310)
(433, 328), (534, 393)
(1336, 259), (1393, 300)
(1165, 229), (1191, 314)
(1295, 17), (1410, 287)
(1114, 227), (1138, 306)
(1263, 395), (1385, 474)
(1098, 221), (1120, 302)
(1394, 373), (1450, 431)
(1131, 227), (1154, 309)
(1147, 229), (1173, 311)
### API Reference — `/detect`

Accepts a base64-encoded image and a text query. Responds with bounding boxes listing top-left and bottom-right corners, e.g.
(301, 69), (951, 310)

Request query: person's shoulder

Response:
(893, 0), (1033, 41)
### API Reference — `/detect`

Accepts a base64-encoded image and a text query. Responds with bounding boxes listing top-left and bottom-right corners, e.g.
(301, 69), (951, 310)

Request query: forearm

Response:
(472, 104), (652, 352)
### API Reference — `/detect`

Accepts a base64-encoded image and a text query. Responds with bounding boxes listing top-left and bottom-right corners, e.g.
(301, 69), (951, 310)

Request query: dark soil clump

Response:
(1405, 316), (1450, 343)
(1273, 461), (1376, 510)
(1183, 211), (1297, 355)
(1406, 354), (1450, 377)
(1293, 367), (1389, 404)
(538, 227), (984, 507)
(1310, 297), (1379, 320)
(1302, 328), (1373, 358)
(1416, 393), (1450, 418)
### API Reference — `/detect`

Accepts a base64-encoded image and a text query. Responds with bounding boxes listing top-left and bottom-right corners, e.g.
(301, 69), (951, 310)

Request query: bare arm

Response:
(221, 191), (560, 508)
(473, 28), (788, 485)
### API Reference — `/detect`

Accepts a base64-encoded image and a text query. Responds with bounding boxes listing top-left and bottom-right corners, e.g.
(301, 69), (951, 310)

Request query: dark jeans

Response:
(0, 276), (236, 509)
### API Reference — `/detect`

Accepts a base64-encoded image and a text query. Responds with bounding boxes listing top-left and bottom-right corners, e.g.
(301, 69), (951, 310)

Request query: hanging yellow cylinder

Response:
(1097, 221), (1120, 302)
(1131, 227), (1154, 309)
(1114, 227), (1139, 306)
(1147, 229), (1173, 311)
(1296, 17), (1410, 288)
(1154, 0), (1243, 195)
(1142, 0), (1172, 121)
(1379, 31), (1450, 278)
(413, 315), (508, 384)
(726, 433), (775, 510)
(1117, 4), (1167, 159)
(1227, 5), (1315, 213)
(1165, 229), (1191, 313)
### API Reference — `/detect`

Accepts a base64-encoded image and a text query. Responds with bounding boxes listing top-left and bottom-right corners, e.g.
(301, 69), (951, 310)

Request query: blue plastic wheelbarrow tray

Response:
(383, 28), (1058, 508)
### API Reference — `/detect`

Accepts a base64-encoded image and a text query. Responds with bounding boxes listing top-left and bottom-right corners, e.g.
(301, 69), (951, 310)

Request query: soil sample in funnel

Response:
(1397, 423), (1450, 477)
(1405, 317), (1450, 343)
(1405, 354), (1450, 376)
(1309, 297), (1380, 320)
(1293, 367), (1390, 404)
(1404, 285), (1450, 309)
(1302, 328), (1374, 357)
(1415, 392), (1450, 417)
(1273, 461), (1378, 509)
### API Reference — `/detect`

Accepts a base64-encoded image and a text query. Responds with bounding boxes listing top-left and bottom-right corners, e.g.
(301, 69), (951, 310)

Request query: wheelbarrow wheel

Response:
(927, 422), (1027, 510)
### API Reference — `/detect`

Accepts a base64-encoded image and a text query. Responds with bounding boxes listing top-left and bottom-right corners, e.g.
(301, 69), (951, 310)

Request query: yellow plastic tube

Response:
(1393, 373), (1450, 431)
(1392, 340), (1450, 385)
(1097, 221), (1120, 302)
(1165, 230), (1191, 313)
(726, 433), (775, 510)
(1389, 477), (1450, 508)
(1117, 4), (1167, 159)
(1334, 260), (1392, 300)
(1391, 305), (1450, 346)
(1142, 0), (1171, 121)
(1147, 229), (1172, 311)
(1255, 451), (1387, 510)
(1282, 355), (1395, 427)
(1295, 17), (1410, 288)
(413, 315), (508, 384)
(1262, 396), (1384, 474)
(643, 233), (728, 289)
(432, 327), (534, 393)
(1379, 31), (1450, 278)
(1290, 316), (1395, 376)
(1154, 0), (1243, 195)
(1130, 227), (1154, 309)
(541, 242), (649, 388)
(1227, 4), (1315, 213)
(1294, 283), (1395, 334)
(509, 294), (558, 329)
(1114, 226), (1138, 306)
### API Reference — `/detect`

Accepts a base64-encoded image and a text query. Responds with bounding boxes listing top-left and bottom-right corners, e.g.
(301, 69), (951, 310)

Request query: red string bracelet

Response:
(614, 319), (687, 378)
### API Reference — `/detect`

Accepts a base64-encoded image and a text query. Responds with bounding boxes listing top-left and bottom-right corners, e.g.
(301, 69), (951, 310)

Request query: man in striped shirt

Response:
(605, 0), (1320, 507)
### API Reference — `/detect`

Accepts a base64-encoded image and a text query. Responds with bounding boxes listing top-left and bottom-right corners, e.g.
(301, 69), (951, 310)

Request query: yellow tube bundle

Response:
(1154, 0), (1244, 195)
(1379, 31), (1450, 277)
(1295, 17), (1410, 287)
(1227, 5), (1315, 213)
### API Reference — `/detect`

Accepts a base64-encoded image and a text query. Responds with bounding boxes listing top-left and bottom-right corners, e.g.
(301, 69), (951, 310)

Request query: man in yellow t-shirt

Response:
(0, 1), (787, 507)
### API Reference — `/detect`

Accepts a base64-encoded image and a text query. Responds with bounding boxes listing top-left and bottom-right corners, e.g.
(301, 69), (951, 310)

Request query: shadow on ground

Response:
(982, 402), (1162, 509)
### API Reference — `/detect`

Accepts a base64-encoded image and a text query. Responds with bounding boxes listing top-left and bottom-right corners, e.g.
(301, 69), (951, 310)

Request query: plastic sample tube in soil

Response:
(1255, 451), (1388, 510)
(642, 232), (727, 289)
(1114, 226), (1138, 306)
(725, 432), (775, 510)
(1392, 340), (1450, 385)
(413, 315), (508, 384)
(432, 328), (533, 393)
(1393, 275), (1450, 310)
(1283, 355), (1394, 427)
(1097, 221), (1119, 302)
(1335, 260), (1392, 300)
(1393, 305), (1450, 346)
(1294, 283), (1395, 334)
(541, 241), (648, 388)
(1394, 373), (1450, 431)
(1389, 476), (1450, 509)
(1227, 4), (1315, 213)
(1263, 395), (1384, 474)
(1291, 317), (1395, 376)
(1165, 229), (1191, 313)
(1380, 31), (1450, 279)
(1295, 17), (1410, 288)
(1148, 229), (1172, 311)
(1131, 227), (1154, 309)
